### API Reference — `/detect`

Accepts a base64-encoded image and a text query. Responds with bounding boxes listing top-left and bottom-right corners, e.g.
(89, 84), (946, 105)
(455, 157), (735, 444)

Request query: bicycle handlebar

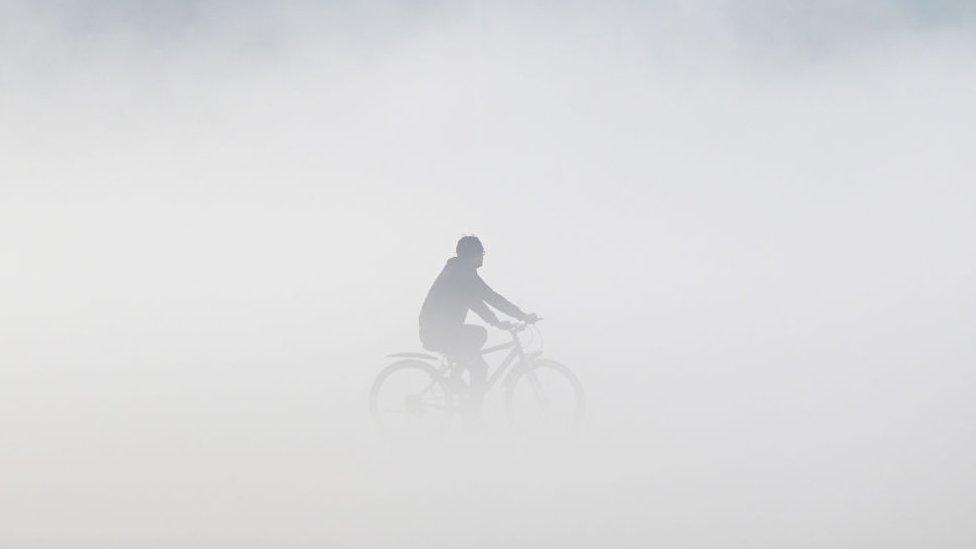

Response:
(509, 317), (542, 333)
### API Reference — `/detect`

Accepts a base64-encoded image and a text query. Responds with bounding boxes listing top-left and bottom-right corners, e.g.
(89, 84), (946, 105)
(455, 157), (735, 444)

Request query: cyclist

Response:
(419, 235), (538, 417)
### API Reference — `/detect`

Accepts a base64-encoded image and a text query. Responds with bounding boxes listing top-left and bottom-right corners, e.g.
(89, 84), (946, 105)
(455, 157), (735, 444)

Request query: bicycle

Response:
(369, 320), (584, 437)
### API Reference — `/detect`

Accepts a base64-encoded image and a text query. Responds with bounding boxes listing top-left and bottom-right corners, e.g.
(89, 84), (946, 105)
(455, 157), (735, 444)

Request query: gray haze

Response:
(2, 1), (975, 547)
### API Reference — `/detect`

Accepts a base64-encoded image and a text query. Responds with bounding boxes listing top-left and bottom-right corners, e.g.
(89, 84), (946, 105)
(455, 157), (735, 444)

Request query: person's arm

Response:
(469, 298), (503, 327)
(474, 273), (527, 321)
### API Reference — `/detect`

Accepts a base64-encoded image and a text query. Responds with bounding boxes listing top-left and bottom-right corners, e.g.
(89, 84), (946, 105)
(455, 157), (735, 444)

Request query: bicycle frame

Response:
(439, 328), (541, 392)
(373, 320), (583, 435)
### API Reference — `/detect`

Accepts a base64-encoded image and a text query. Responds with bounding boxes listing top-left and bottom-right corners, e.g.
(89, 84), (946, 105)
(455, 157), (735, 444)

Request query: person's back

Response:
(419, 256), (479, 350)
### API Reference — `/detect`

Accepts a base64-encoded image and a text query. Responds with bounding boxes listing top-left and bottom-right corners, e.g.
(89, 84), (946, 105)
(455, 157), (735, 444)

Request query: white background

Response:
(2, 1), (975, 547)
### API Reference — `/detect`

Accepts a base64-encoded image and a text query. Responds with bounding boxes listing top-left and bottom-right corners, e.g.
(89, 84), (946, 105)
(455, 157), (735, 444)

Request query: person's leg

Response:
(422, 324), (488, 423)
(456, 325), (489, 421)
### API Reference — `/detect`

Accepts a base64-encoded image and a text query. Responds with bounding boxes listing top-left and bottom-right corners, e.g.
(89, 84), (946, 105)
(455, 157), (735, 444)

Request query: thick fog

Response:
(2, 1), (975, 547)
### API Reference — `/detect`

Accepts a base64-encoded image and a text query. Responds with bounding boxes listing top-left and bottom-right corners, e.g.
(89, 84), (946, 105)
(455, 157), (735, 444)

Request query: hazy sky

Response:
(2, 1), (975, 548)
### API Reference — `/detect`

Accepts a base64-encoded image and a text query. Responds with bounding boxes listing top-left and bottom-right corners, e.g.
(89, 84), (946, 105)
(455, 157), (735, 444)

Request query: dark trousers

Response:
(420, 324), (489, 413)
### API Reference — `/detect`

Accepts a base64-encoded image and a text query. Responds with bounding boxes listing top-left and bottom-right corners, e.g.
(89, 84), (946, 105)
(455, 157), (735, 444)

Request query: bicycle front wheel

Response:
(505, 358), (584, 436)
(370, 360), (452, 438)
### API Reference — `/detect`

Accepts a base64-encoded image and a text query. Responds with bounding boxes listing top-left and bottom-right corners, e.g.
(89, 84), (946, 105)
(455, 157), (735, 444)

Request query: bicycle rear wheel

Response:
(370, 360), (452, 438)
(505, 358), (584, 436)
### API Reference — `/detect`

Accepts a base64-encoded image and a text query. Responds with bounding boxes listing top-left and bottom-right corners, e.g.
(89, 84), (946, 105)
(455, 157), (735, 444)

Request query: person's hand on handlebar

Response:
(496, 314), (540, 331)
(495, 320), (517, 331)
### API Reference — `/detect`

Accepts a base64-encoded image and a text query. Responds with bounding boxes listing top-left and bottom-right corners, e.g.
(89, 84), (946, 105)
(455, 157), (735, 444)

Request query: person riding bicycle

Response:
(419, 236), (538, 415)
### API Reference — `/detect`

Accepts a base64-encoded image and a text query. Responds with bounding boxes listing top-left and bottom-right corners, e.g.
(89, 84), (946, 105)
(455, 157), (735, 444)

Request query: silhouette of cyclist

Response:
(419, 236), (538, 416)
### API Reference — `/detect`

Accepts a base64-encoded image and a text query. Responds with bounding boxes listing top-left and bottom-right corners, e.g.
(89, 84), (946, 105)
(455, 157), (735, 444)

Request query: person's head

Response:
(456, 235), (485, 268)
